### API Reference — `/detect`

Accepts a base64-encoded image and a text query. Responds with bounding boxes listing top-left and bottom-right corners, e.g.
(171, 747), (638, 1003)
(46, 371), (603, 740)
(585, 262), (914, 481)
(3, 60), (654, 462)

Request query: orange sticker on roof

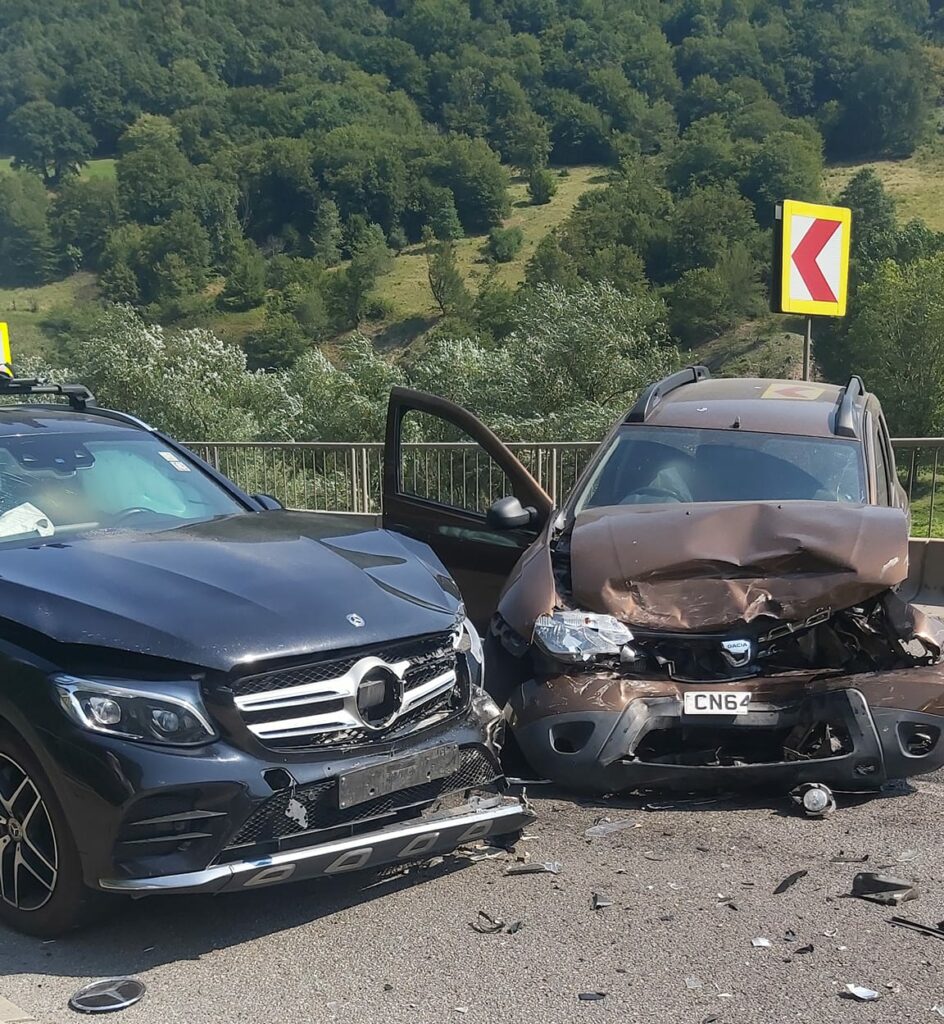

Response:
(761, 382), (825, 400)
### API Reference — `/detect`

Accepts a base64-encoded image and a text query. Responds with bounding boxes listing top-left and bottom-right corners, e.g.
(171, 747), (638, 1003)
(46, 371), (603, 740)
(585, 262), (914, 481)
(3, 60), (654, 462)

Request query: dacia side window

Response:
(398, 409), (515, 516)
(871, 417), (891, 506)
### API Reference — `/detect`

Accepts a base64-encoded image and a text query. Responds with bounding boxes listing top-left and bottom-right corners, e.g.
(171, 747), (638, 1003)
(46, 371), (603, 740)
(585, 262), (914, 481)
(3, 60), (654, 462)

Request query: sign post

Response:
(0, 323), (12, 378)
(771, 200), (852, 380)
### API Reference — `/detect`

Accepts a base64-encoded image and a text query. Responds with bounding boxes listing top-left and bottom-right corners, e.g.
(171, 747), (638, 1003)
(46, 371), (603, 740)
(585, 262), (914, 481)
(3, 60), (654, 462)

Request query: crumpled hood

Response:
(0, 511), (460, 672)
(569, 501), (909, 633)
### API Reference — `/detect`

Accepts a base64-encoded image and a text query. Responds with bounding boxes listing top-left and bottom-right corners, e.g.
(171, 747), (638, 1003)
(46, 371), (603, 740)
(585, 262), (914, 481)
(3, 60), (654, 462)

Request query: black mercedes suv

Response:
(0, 377), (531, 936)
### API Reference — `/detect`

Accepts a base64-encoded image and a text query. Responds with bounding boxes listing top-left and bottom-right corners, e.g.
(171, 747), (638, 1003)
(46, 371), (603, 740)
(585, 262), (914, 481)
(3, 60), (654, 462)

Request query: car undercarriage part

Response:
(790, 782), (836, 817)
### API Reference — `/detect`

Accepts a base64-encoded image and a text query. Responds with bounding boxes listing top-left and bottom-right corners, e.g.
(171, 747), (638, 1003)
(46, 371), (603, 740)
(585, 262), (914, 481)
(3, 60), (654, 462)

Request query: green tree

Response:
(0, 173), (55, 285)
(310, 198), (342, 265)
(7, 101), (95, 186)
(220, 242), (267, 311)
(329, 224), (392, 326)
(51, 178), (120, 270)
(487, 225), (524, 263)
(830, 52), (930, 159)
(842, 255), (944, 435)
(116, 115), (192, 224)
(245, 310), (309, 371)
(527, 167), (558, 206)
(426, 232), (471, 317)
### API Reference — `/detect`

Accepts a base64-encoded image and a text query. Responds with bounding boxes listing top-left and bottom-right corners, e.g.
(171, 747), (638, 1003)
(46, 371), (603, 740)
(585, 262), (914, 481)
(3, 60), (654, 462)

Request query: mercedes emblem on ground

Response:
(68, 978), (146, 1014)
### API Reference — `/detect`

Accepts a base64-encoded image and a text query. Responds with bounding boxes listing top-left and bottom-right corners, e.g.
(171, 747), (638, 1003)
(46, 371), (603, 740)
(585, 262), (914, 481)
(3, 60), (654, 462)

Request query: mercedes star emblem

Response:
(69, 977), (147, 1014)
(347, 613), (365, 627)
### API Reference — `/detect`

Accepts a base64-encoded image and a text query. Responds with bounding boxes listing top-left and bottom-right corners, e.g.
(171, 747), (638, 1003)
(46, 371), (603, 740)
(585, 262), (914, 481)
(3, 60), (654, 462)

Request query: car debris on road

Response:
(850, 872), (919, 906)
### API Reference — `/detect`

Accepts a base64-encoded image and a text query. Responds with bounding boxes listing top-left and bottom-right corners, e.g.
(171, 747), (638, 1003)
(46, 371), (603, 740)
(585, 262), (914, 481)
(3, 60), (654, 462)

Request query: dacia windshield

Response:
(574, 425), (867, 512)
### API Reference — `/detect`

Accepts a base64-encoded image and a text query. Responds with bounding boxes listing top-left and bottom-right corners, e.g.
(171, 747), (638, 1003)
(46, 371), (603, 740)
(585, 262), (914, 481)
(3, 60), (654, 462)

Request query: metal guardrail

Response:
(185, 438), (944, 538)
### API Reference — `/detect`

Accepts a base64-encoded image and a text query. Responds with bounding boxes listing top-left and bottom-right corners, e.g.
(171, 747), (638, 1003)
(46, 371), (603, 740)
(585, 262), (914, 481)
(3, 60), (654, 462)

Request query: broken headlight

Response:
(533, 611), (633, 664)
(54, 675), (218, 746)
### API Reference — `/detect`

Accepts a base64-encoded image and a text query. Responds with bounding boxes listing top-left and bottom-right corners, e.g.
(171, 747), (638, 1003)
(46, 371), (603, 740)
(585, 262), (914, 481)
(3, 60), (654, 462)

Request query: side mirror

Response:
(253, 493), (284, 511)
(486, 495), (536, 530)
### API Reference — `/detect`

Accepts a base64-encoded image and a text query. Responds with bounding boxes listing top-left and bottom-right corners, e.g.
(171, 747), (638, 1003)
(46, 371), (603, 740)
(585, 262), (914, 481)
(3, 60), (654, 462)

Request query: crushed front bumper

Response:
(100, 794), (532, 895)
(509, 667), (944, 794)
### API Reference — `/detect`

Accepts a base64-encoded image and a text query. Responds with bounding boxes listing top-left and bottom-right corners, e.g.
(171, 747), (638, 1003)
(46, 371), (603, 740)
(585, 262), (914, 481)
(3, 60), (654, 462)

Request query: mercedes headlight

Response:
(454, 616), (484, 664)
(533, 611), (633, 663)
(54, 675), (218, 746)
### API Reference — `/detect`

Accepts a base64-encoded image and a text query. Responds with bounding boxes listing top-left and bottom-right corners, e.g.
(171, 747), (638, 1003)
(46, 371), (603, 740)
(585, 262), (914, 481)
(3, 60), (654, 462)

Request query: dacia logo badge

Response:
(720, 638), (753, 668)
(347, 613), (365, 628)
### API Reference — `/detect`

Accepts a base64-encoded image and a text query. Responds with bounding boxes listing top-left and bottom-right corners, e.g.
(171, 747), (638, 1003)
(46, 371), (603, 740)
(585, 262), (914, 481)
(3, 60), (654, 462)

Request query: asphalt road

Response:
(3, 775), (944, 1024)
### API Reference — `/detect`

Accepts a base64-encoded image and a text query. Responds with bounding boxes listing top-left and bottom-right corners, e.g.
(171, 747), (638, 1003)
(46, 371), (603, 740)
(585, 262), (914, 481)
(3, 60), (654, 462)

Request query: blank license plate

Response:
(683, 691), (751, 715)
(337, 745), (459, 809)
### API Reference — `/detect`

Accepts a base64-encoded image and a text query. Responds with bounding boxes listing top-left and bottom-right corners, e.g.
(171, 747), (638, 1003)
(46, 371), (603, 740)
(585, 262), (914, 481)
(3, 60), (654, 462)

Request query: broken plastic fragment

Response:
(795, 944), (814, 955)
(591, 893), (613, 911)
(752, 937), (772, 948)
(851, 872), (918, 906)
(470, 910), (505, 934)
(774, 869), (808, 894)
(888, 916), (944, 940)
(585, 817), (639, 838)
(578, 992), (607, 1002)
(843, 985), (880, 1002)
(685, 976), (703, 990)
(505, 861), (562, 876)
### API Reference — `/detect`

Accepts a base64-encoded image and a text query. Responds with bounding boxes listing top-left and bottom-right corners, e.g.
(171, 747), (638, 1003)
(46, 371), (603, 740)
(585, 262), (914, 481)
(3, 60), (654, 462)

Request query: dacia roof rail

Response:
(835, 374), (865, 439)
(625, 365), (711, 423)
(0, 376), (95, 412)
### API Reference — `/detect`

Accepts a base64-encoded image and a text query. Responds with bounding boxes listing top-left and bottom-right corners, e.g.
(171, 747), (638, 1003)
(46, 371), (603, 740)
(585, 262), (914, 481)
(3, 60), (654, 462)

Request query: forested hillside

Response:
(1, 0), (943, 439)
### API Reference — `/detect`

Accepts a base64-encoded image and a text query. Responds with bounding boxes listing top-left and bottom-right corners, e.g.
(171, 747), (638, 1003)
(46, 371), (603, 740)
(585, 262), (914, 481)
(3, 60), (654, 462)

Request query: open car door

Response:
(383, 387), (552, 629)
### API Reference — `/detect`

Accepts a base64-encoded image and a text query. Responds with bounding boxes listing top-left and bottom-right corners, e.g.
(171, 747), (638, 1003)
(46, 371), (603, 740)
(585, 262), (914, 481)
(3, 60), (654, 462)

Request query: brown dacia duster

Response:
(381, 368), (944, 800)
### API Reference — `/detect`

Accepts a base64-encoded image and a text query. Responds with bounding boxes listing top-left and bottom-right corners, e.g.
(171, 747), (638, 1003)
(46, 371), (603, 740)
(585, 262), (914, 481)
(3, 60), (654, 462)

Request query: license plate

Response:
(683, 691), (751, 715)
(337, 745), (460, 809)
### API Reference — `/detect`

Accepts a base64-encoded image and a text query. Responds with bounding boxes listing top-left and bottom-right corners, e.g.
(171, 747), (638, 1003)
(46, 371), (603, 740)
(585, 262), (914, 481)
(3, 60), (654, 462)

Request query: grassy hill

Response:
(209, 163), (609, 348)
(824, 143), (944, 231)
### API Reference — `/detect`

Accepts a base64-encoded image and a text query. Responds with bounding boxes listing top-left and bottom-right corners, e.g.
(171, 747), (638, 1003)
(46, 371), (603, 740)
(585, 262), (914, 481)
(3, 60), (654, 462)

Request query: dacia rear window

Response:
(574, 425), (867, 511)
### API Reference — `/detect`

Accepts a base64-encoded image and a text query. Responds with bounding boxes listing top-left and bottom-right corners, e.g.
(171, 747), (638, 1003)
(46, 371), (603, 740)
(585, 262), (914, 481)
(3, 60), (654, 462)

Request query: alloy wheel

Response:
(0, 753), (58, 911)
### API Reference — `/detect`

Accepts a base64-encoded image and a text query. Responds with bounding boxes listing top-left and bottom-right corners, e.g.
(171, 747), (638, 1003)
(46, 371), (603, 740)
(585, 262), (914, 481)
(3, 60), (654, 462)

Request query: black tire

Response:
(0, 728), (108, 936)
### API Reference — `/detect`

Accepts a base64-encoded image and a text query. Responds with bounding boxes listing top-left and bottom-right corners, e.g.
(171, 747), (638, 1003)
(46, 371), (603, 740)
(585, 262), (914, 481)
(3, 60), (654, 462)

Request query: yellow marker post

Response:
(0, 323), (12, 378)
(773, 200), (853, 380)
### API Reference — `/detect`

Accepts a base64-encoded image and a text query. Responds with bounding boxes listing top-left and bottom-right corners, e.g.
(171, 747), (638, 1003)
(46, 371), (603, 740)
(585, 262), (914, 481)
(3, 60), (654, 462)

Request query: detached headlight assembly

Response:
(54, 675), (218, 746)
(533, 611), (633, 664)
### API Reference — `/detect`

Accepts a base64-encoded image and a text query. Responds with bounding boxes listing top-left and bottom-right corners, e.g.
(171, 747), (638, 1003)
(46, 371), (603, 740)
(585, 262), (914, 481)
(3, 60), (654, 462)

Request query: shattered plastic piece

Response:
(897, 849), (918, 863)
(795, 944), (815, 955)
(932, 1004), (944, 1017)
(784, 929), (797, 942)
(851, 872), (918, 906)
(643, 851), (666, 861)
(585, 817), (639, 838)
(685, 976), (703, 990)
(578, 992), (607, 1002)
(774, 869), (808, 894)
(888, 917), (944, 941)
(505, 920), (523, 934)
(505, 860), (562, 875)
(645, 798), (718, 811)
(470, 910), (505, 934)
(790, 783), (836, 818)
(752, 937), (772, 948)
(454, 1007), (469, 1014)
(591, 893), (613, 911)
(843, 985), (880, 1002)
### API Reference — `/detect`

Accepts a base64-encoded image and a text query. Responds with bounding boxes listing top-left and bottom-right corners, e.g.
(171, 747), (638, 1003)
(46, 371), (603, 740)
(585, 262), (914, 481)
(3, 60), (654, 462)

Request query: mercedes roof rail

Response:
(625, 365), (711, 423)
(835, 374), (865, 439)
(0, 377), (95, 411)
